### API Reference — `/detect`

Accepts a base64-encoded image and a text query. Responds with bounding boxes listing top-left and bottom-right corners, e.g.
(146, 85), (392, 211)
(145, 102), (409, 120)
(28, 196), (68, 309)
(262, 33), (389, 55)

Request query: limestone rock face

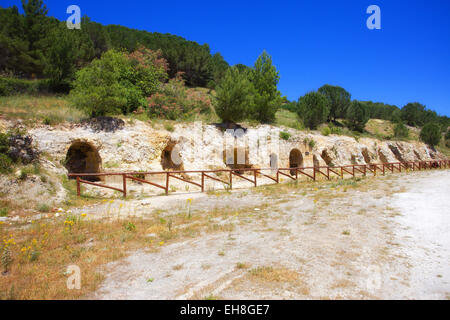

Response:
(21, 120), (443, 177)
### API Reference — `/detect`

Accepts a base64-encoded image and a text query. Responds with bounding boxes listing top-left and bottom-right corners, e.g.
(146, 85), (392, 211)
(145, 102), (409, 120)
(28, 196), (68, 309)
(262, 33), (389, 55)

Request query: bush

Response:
(279, 131), (291, 140)
(346, 101), (369, 132)
(0, 208), (8, 217)
(394, 122), (409, 139)
(0, 132), (13, 173)
(297, 91), (330, 129)
(71, 49), (168, 117)
(0, 77), (49, 96)
(148, 76), (212, 120)
(321, 126), (331, 136)
(420, 122), (441, 146)
(37, 204), (51, 213)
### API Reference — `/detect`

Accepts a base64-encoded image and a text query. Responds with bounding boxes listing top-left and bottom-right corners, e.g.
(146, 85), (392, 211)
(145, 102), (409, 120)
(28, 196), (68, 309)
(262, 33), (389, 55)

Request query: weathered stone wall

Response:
(4, 119), (440, 176)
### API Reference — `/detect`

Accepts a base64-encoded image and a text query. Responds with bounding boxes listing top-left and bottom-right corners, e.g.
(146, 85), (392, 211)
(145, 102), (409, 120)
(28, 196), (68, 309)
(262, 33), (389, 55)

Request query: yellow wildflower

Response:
(81, 213), (87, 217)
(159, 241), (164, 246)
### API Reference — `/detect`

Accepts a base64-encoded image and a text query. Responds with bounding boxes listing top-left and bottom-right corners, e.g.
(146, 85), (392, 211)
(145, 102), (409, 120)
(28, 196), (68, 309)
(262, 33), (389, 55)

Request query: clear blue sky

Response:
(3, 0), (450, 116)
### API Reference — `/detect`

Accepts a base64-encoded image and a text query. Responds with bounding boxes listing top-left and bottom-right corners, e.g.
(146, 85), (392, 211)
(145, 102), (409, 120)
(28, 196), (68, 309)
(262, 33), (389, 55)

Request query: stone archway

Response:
(289, 148), (303, 175)
(65, 141), (101, 181)
(161, 142), (183, 170)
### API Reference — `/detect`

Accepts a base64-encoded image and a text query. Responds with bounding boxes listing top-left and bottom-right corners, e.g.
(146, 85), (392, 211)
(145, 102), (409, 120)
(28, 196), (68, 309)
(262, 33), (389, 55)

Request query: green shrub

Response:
(394, 122), (409, 138)
(297, 91), (330, 129)
(0, 208), (8, 217)
(321, 126), (331, 136)
(0, 154), (13, 174)
(71, 48), (168, 117)
(37, 204), (51, 213)
(0, 77), (50, 96)
(279, 131), (291, 140)
(148, 77), (212, 120)
(346, 101), (369, 132)
(304, 137), (316, 149)
(420, 122), (441, 146)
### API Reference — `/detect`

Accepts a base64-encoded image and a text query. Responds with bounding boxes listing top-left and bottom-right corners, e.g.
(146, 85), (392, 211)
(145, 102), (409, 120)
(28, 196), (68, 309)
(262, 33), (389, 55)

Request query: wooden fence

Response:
(68, 159), (450, 198)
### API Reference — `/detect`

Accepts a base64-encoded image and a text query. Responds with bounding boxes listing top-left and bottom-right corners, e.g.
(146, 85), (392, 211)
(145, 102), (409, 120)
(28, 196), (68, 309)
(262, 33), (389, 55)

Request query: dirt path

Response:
(90, 170), (450, 300)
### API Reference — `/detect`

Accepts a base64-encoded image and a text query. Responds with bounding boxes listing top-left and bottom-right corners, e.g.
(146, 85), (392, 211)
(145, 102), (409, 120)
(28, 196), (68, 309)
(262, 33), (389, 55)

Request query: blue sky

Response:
(3, 0), (450, 116)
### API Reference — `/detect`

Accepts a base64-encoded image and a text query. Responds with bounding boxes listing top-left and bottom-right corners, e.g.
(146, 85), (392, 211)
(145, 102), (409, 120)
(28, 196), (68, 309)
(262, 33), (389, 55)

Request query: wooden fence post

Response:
(165, 172), (169, 195)
(76, 176), (81, 197)
(201, 172), (205, 192)
(229, 170), (233, 190)
(122, 174), (127, 198)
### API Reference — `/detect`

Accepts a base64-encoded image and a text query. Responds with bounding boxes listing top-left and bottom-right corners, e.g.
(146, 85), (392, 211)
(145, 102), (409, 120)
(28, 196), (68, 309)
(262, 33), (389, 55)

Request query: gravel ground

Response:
(89, 170), (450, 300)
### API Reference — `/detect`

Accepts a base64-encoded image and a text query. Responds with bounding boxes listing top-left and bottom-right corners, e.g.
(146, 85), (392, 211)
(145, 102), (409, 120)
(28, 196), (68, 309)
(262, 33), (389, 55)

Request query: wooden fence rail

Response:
(69, 159), (450, 198)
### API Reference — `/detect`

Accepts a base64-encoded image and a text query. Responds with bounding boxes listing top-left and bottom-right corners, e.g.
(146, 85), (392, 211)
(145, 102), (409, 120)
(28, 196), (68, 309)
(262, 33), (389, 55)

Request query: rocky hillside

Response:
(0, 116), (444, 215)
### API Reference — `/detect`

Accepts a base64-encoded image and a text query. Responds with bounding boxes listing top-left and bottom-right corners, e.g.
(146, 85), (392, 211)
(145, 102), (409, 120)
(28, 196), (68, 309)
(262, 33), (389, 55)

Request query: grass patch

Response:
(248, 266), (299, 282)
(0, 95), (86, 125)
(275, 109), (303, 130)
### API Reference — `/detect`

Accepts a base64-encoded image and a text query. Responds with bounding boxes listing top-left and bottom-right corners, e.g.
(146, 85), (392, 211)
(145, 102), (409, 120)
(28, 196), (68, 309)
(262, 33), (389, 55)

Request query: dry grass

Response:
(0, 95), (86, 125)
(365, 119), (394, 139)
(248, 266), (299, 283)
(0, 194), (273, 299)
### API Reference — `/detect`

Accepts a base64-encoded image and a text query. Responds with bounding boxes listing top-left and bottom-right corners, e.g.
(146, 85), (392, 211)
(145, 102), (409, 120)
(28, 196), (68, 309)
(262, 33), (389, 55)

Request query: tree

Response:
(420, 122), (441, 146)
(401, 102), (427, 127)
(346, 100), (369, 132)
(21, 0), (54, 76)
(214, 67), (255, 123)
(43, 25), (95, 92)
(297, 91), (330, 129)
(250, 51), (282, 123)
(318, 84), (351, 121)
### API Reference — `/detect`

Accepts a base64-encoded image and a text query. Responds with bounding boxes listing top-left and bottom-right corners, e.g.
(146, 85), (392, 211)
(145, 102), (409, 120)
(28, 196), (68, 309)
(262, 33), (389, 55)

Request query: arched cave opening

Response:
(65, 141), (101, 181)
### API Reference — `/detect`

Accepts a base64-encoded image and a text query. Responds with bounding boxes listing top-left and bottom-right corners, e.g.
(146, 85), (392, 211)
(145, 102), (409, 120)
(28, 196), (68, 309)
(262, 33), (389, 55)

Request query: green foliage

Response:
(0, 132), (13, 173)
(148, 76), (212, 120)
(42, 25), (94, 92)
(400, 102), (439, 127)
(280, 101), (298, 113)
(420, 122), (441, 146)
(360, 101), (400, 122)
(214, 67), (255, 123)
(0, 208), (8, 217)
(304, 137), (316, 149)
(250, 51), (282, 123)
(321, 126), (331, 136)
(346, 101), (369, 132)
(0, 77), (49, 96)
(297, 91), (330, 129)
(1, 2), (228, 90)
(71, 48), (168, 117)
(318, 84), (351, 121)
(37, 203), (51, 213)
(393, 122), (409, 139)
(124, 222), (136, 232)
(279, 131), (291, 140)
(445, 129), (450, 141)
